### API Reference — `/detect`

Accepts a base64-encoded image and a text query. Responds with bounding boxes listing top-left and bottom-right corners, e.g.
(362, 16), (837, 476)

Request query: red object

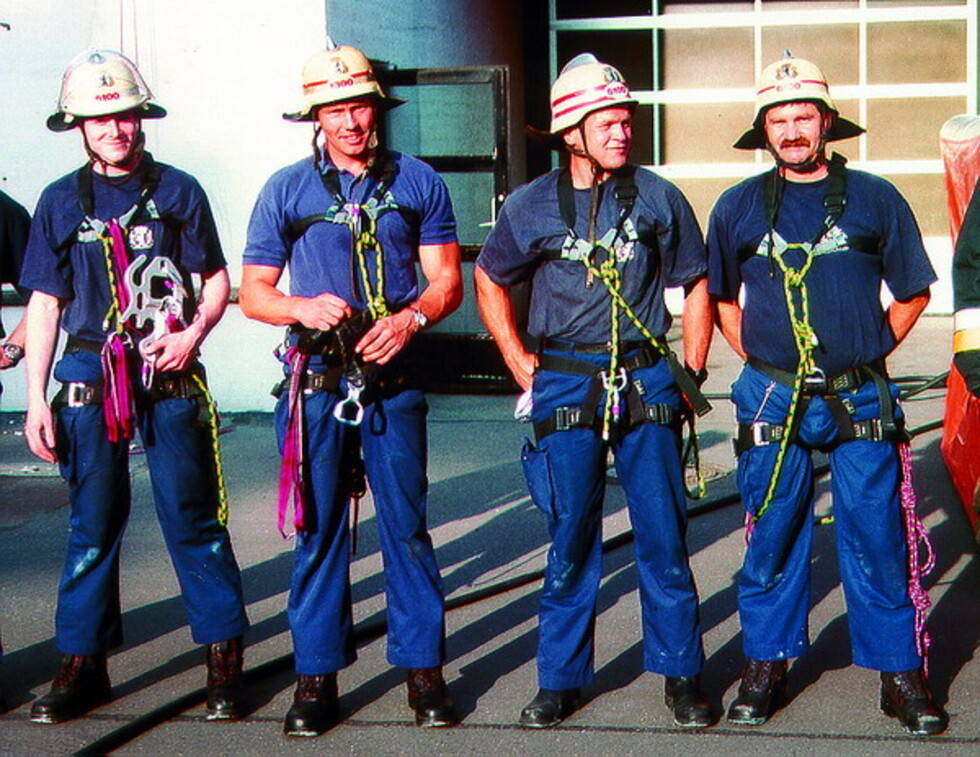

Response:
(940, 115), (980, 541)
(941, 364), (980, 541)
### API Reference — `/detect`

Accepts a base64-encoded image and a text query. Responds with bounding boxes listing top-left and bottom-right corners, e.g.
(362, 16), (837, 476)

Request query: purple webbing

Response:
(100, 220), (136, 442)
(277, 348), (309, 538)
(899, 441), (935, 675)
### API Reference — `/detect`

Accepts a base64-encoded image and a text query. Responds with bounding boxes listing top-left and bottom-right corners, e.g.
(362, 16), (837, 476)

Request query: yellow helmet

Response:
(734, 52), (863, 150)
(283, 39), (404, 122)
(47, 49), (166, 132)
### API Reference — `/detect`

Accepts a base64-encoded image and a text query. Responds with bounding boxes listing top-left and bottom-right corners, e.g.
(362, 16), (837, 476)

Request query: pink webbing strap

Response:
(899, 441), (935, 675)
(278, 348), (310, 538)
(101, 220), (136, 442)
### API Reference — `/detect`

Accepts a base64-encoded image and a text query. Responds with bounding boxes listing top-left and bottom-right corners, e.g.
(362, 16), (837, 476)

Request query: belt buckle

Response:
(803, 367), (828, 394)
(751, 422), (770, 447)
(66, 382), (90, 407)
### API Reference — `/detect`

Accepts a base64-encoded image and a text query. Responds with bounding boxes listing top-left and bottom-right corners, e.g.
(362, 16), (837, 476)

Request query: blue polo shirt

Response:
(243, 150), (457, 310)
(707, 167), (937, 375)
(477, 167), (706, 343)
(21, 160), (225, 343)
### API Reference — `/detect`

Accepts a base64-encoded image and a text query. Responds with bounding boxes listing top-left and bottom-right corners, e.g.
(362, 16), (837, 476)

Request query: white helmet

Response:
(549, 53), (636, 135)
(734, 52), (863, 150)
(47, 49), (165, 133)
(283, 38), (404, 122)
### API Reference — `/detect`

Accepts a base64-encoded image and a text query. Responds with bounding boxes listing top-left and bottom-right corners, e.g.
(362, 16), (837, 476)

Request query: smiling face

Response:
(316, 96), (378, 172)
(763, 101), (832, 176)
(565, 105), (633, 172)
(81, 110), (142, 174)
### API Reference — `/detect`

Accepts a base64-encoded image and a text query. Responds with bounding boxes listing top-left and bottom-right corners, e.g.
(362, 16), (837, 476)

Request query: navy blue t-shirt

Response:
(243, 150), (457, 311)
(22, 160), (226, 343)
(707, 168), (937, 375)
(1, 189), (30, 340)
(477, 167), (706, 343)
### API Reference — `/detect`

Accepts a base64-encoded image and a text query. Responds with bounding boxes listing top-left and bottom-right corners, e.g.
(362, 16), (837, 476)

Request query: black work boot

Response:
(665, 675), (712, 727)
(205, 636), (245, 720)
(726, 658), (788, 726)
(30, 654), (111, 724)
(283, 673), (339, 737)
(518, 687), (582, 728)
(880, 668), (949, 736)
(406, 667), (456, 727)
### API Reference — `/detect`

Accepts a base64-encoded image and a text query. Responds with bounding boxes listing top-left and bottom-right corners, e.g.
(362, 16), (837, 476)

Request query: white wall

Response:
(1, 0), (328, 411)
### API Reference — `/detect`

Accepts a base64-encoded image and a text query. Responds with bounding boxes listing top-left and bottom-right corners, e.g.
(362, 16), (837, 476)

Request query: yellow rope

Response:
(353, 214), (390, 319)
(99, 230), (125, 333)
(753, 245), (817, 522)
(189, 372), (230, 527)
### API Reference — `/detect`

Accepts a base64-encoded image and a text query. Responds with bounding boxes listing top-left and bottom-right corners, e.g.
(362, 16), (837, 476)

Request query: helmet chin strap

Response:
(84, 126), (146, 176)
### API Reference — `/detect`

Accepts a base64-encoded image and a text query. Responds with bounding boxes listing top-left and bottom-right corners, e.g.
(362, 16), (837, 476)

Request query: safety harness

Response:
(739, 153), (934, 668)
(52, 157), (230, 526)
(277, 152), (408, 538)
(533, 167), (711, 494)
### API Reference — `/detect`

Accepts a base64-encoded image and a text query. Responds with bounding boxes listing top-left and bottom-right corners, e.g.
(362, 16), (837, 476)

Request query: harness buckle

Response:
(553, 406), (580, 432)
(752, 422), (784, 447)
(852, 418), (883, 441)
(66, 382), (96, 407)
(803, 366), (828, 394)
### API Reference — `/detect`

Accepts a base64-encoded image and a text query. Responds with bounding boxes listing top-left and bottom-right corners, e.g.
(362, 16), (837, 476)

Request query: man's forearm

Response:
(682, 277), (713, 372)
(25, 292), (62, 407)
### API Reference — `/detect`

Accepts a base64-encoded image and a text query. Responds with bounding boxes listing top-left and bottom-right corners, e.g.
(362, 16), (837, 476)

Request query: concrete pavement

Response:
(0, 316), (977, 755)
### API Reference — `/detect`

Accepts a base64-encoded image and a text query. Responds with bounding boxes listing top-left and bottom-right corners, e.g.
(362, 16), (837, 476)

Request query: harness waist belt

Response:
(538, 344), (662, 377)
(65, 335), (106, 355)
(747, 356), (887, 395)
(539, 338), (649, 355)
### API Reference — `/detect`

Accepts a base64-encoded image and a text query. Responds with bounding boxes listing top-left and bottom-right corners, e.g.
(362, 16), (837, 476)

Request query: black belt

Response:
(539, 338), (649, 355)
(65, 335), (105, 355)
(538, 343), (662, 377)
(747, 356), (887, 395)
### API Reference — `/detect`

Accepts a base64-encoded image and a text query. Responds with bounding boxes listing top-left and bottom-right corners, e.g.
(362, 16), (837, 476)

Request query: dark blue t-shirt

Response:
(1, 189), (30, 340)
(477, 167), (706, 343)
(243, 150), (457, 310)
(707, 168), (937, 375)
(21, 160), (226, 343)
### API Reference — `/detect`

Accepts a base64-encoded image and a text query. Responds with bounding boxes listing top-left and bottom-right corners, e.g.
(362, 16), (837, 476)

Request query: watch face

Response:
(413, 309), (428, 329)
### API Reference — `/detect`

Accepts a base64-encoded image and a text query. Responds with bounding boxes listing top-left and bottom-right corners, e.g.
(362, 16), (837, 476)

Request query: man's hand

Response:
(506, 349), (538, 392)
(292, 293), (354, 331)
(26, 402), (58, 464)
(142, 327), (202, 374)
(356, 308), (418, 365)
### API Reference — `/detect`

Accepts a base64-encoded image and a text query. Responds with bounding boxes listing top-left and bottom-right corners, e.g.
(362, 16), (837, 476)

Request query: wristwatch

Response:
(2, 343), (24, 365)
(408, 306), (428, 332)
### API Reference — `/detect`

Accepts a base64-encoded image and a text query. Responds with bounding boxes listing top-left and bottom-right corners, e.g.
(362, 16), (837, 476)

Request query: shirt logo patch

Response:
(128, 225), (155, 251)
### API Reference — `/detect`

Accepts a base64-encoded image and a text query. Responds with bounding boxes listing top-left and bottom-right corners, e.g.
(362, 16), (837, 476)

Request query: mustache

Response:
(779, 138), (811, 149)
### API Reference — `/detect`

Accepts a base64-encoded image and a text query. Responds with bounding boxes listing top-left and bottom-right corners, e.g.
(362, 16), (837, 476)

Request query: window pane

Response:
(662, 28), (755, 89)
(662, 103), (759, 163)
(866, 97), (967, 160)
(556, 30), (653, 89)
(672, 177), (746, 231)
(868, 21), (966, 83)
(762, 1), (858, 9)
(387, 83), (495, 156)
(883, 174), (949, 237)
(761, 26), (859, 86)
(555, 0), (652, 19)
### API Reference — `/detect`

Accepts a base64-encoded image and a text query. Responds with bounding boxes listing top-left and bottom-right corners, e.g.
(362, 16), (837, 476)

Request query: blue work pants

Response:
(523, 352), (705, 690)
(732, 363), (920, 671)
(51, 351), (248, 655)
(275, 378), (446, 675)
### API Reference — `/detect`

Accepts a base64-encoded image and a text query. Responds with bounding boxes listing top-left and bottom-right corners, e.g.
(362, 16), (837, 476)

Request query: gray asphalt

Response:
(0, 316), (976, 756)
